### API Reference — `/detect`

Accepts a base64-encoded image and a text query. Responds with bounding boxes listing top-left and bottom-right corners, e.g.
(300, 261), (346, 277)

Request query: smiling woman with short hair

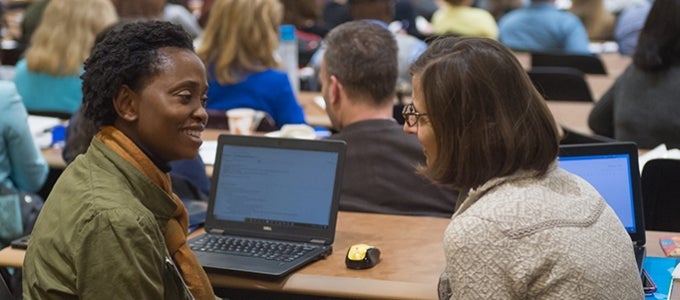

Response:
(23, 21), (215, 299)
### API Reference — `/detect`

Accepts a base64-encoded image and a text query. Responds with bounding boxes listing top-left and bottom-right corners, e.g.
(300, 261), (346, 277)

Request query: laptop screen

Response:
(205, 135), (346, 244)
(558, 153), (636, 232)
(213, 144), (338, 228)
(558, 142), (645, 245)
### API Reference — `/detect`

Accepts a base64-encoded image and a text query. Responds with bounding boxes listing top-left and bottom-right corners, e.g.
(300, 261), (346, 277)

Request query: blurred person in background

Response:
(308, 0), (427, 95)
(322, 0), (426, 39)
(17, 0), (50, 57)
(498, 0), (590, 54)
(164, 1), (203, 39)
(281, 0), (329, 38)
(570, 0), (615, 41)
(111, 0), (165, 20)
(430, 0), (498, 39)
(0, 80), (48, 245)
(0, 80), (48, 298)
(475, 0), (525, 21)
(589, 0), (680, 149)
(112, 0), (202, 38)
(197, 0), (306, 128)
(13, 0), (117, 115)
(605, 0), (648, 14)
(280, 0), (326, 67)
(614, 0), (652, 55)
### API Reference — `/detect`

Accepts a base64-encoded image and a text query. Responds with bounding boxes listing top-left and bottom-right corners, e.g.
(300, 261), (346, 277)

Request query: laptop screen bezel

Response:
(205, 134), (346, 245)
(558, 142), (645, 245)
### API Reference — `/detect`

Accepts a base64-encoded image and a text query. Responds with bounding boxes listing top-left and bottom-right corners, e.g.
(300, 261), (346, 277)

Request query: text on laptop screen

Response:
(213, 144), (338, 228)
(557, 154), (636, 232)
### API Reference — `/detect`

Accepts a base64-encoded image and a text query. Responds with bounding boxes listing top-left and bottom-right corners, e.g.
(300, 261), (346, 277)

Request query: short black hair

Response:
(81, 20), (194, 128)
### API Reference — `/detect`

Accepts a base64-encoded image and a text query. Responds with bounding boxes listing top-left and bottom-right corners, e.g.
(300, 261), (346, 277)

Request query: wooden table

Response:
(545, 101), (594, 135)
(2, 211), (677, 299)
(2, 211), (448, 299)
(205, 212), (448, 299)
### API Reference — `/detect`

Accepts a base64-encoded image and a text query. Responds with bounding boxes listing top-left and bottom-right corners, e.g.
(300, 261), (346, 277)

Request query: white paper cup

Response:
(226, 108), (256, 135)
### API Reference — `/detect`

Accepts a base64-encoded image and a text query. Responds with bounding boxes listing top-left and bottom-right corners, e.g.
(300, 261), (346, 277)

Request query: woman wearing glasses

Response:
(403, 36), (643, 299)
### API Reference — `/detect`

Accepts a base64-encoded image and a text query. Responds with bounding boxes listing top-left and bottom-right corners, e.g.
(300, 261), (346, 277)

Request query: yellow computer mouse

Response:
(345, 243), (380, 269)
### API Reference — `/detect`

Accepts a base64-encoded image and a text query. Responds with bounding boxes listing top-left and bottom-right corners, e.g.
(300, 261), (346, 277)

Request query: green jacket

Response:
(23, 138), (193, 299)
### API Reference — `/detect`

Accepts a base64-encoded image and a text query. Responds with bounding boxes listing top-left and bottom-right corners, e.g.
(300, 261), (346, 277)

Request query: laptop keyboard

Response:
(189, 235), (319, 262)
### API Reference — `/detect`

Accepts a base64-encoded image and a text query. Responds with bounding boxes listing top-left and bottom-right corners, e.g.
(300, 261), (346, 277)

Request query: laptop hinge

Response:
(309, 239), (326, 244)
(208, 228), (224, 234)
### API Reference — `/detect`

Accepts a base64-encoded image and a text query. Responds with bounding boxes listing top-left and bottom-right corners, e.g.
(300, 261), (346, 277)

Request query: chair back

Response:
(528, 66), (593, 102)
(1, 46), (22, 66)
(641, 159), (680, 231)
(531, 52), (607, 75)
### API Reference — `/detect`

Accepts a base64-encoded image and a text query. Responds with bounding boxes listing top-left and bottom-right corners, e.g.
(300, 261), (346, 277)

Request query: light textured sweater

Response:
(440, 165), (643, 299)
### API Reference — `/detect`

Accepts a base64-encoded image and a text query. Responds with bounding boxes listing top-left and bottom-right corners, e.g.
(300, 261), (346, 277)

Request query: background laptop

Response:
(189, 135), (346, 278)
(558, 142), (646, 271)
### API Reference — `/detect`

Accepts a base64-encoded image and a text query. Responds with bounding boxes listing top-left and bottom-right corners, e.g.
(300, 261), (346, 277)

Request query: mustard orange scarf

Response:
(96, 126), (215, 299)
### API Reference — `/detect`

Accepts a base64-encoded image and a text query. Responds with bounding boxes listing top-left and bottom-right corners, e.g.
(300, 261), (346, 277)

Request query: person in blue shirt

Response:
(615, 0), (653, 55)
(0, 80), (48, 193)
(498, 0), (591, 54)
(197, 0), (305, 128)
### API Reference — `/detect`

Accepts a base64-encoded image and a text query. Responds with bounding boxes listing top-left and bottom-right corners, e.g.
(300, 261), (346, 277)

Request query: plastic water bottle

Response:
(277, 24), (299, 96)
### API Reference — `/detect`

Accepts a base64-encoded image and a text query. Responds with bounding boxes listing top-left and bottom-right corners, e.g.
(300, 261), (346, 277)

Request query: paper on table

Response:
(199, 140), (217, 165)
(669, 263), (680, 300)
(27, 115), (63, 149)
(313, 95), (326, 110)
(264, 124), (317, 140)
(639, 144), (680, 173)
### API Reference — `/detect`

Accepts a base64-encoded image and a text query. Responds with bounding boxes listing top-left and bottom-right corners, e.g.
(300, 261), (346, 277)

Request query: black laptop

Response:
(189, 134), (346, 278)
(558, 142), (646, 271)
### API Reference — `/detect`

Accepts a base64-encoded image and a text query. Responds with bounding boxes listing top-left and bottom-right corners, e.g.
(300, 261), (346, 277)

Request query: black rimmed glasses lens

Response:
(402, 103), (427, 127)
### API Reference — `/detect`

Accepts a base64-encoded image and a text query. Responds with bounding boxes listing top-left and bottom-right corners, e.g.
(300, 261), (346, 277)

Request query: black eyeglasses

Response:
(402, 103), (428, 127)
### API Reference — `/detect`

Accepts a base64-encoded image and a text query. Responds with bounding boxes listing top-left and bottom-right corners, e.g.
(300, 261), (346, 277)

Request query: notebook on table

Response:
(558, 142), (647, 274)
(189, 134), (346, 278)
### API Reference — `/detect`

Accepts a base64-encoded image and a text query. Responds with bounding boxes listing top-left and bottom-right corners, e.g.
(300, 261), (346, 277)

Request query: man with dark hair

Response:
(320, 20), (457, 218)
